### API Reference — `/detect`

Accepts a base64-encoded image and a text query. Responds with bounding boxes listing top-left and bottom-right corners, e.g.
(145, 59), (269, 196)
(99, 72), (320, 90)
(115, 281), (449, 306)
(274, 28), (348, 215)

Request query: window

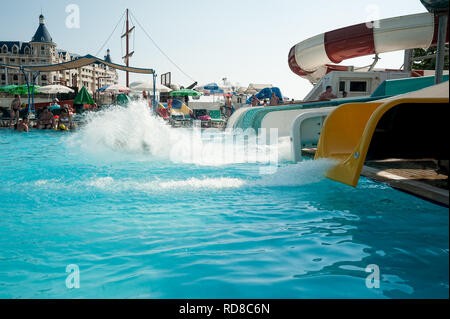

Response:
(12, 46), (18, 54)
(339, 81), (346, 92)
(2, 45), (8, 53)
(1, 75), (5, 80)
(24, 47), (30, 55)
(349, 81), (367, 92)
(21, 59), (26, 63)
(13, 75), (18, 81)
(41, 75), (47, 81)
(10, 58), (15, 63)
(0, 58), (3, 62)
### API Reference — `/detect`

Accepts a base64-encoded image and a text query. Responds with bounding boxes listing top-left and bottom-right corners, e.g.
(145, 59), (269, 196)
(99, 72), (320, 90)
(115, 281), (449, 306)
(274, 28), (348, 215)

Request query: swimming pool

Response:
(0, 102), (448, 299)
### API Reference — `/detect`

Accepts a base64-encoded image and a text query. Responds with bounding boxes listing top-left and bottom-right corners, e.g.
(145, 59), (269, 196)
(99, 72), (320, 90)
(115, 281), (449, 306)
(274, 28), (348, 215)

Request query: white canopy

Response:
(38, 84), (74, 94)
(0, 54), (154, 74)
(129, 81), (172, 93)
(248, 83), (273, 91)
(104, 84), (131, 93)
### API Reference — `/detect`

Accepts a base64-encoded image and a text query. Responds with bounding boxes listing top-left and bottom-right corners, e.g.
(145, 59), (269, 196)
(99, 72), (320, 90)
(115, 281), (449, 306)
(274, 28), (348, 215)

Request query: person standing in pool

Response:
(9, 95), (21, 128)
(56, 106), (72, 130)
(15, 117), (29, 132)
(37, 106), (55, 129)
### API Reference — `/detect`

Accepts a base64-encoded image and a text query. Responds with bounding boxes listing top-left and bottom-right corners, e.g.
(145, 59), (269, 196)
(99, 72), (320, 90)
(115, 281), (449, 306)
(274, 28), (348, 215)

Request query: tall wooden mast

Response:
(121, 9), (135, 87)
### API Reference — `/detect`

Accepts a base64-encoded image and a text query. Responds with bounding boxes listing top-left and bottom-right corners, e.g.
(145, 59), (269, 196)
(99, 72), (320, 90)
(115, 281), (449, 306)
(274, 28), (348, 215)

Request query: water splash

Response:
(67, 100), (290, 166)
(256, 159), (337, 187)
(64, 101), (336, 189)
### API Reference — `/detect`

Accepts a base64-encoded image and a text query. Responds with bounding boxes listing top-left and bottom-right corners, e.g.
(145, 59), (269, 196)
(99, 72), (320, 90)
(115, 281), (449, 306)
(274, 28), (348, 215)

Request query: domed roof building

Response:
(1, 14), (118, 92)
(31, 14), (54, 44)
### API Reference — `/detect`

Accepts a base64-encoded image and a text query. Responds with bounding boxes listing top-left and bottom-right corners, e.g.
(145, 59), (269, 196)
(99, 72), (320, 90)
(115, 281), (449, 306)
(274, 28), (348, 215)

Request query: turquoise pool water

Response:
(0, 102), (448, 299)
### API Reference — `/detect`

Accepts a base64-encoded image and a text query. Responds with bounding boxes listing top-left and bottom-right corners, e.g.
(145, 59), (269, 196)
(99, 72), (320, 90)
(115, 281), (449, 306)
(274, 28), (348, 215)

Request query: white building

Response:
(0, 14), (118, 94)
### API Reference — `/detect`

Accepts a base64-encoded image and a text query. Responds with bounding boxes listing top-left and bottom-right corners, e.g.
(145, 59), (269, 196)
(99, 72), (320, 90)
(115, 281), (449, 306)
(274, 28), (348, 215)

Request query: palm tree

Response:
(412, 45), (449, 70)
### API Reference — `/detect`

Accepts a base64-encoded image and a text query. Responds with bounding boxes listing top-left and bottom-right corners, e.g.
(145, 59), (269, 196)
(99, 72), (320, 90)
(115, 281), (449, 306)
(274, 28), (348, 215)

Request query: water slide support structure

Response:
(435, 13), (448, 84)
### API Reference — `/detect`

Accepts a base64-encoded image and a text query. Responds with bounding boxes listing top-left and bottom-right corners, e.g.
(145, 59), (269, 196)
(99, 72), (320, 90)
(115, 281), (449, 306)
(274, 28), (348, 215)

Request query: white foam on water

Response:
(158, 177), (245, 189)
(256, 159), (337, 187)
(20, 159), (335, 193)
(63, 100), (337, 191)
(80, 159), (335, 192)
(84, 176), (245, 192)
(67, 100), (290, 166)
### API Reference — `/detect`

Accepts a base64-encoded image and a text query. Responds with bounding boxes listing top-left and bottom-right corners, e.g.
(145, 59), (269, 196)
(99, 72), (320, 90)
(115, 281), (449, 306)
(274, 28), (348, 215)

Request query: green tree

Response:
(412, 45), (449, 70)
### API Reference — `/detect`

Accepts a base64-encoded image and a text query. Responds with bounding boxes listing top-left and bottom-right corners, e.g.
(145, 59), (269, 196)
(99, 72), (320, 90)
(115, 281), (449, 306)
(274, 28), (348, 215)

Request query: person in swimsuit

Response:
(9, 95), (21, 128)
(225, 96), (233, 117)
(56, 106), (72, 130)
(319, 86), (337, 100)
(251, 95), (260, 107)
(15, 117), (29, 132)
(270, 92), (280, 106)
(50, 98), (61, 111)
(37, 106), (55, 129)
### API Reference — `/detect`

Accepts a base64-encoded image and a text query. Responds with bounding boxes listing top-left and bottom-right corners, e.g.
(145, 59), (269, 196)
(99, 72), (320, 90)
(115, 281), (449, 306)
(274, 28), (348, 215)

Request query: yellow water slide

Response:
(315, 82), (449, 187)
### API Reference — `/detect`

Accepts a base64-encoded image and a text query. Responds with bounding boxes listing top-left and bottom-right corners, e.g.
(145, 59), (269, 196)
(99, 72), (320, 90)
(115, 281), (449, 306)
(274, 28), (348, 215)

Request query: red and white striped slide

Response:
(289, 12), (449, 82)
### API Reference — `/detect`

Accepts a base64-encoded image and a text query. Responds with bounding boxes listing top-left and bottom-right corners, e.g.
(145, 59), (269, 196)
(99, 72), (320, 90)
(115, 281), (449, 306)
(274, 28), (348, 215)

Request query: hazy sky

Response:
(0, 0), (429, 99)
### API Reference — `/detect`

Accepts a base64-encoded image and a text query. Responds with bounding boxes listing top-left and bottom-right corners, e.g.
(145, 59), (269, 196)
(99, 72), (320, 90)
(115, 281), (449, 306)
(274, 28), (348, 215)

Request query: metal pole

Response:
(153, 72), (156, 113)
(21, 68), (31, 118)
(403, 49), (413, 72)
(31, 72), (39, 116)
(126, 9), (129, 88)
(435, 14), (448, 84)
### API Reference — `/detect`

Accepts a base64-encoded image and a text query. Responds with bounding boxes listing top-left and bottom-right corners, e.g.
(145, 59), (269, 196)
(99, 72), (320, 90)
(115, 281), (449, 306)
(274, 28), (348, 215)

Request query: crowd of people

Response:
(250, 92), (282, 107)
(8, 95), (73, 133)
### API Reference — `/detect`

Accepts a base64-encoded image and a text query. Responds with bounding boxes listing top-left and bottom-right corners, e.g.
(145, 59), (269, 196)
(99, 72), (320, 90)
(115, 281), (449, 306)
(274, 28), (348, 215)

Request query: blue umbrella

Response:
(97, 86), (110, 93)
(203, 83), (220, 91)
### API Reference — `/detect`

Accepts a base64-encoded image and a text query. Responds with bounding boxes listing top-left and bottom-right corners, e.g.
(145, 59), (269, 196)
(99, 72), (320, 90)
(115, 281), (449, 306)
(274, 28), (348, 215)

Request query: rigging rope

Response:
(129, 10), (196, 82)
(95, 11), (126, 57)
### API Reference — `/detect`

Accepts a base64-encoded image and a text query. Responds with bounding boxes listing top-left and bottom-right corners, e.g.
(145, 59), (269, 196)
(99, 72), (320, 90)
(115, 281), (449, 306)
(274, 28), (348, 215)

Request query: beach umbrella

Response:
(196, 83), (226, 95)
(0, 85), (18, 92)
(97, 85), (110, 93)
(116, 93), (131, 106)
(38, 84), (74, 94)
(203, 83), (220, 91)
(169, 89), (202, 97)
(74, 86), (95, 105)
(104, 84), (131, 94)
(7, 85), (40, 95)
(129, 81), (172, 93)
